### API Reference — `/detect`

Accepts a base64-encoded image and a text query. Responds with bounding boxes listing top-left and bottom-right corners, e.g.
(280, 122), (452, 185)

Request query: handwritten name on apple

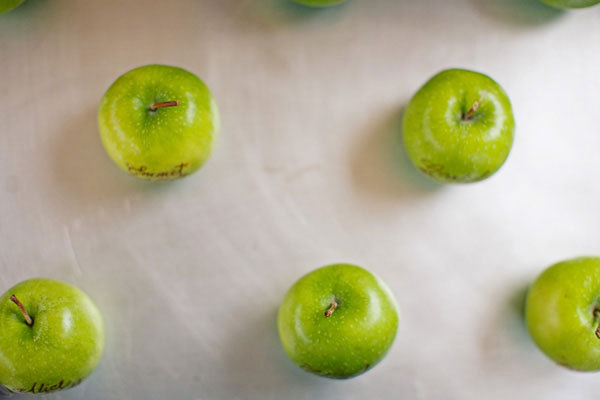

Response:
(14, 378), (83, 394)
(125, 163), (189, 179)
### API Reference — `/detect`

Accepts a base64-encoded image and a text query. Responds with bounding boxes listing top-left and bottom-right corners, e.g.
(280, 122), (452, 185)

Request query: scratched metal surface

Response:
(1, 0), (600, 399)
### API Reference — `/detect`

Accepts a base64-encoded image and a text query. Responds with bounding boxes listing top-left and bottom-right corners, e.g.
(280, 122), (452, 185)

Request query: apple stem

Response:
(149, 100), (181, 112)
(9, 295), (33, 327)
(594, 309), (600, 339)
(324, 299), (338, 318)
(464, 101), (480, 120)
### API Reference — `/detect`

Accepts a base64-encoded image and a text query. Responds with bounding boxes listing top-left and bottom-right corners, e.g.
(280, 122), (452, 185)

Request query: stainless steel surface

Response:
(1, 0), (600, 398)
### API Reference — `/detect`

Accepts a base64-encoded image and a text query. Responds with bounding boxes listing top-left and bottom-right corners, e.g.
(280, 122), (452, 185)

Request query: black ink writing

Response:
(419, 158), (490, 183)
(15, 378), (83, 394)
(126, 163), (189, 179)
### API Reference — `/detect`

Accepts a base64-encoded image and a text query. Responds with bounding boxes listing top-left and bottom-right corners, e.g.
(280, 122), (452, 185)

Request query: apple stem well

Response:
(324, 299), (338, 318)
(463, 101), (480, 121)
(9, 295), (33, 327)
(149, 100), (181, 112)
(594, 309), (600, 339)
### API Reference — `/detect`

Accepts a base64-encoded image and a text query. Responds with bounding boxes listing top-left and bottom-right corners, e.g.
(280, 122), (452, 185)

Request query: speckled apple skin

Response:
(403, 69), (515, 183)
(291, 0), (347, 7)
(0, 0), (26, 14)
(277, 264), (399, 379)
(525, 257), (600, 371)
(0, 279), (104, 394)
(98, 64), (219, 180)
(539, 0), (600, 8)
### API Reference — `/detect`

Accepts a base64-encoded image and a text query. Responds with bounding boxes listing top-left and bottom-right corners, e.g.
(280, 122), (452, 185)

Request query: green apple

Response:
(278, 263), (399, 379)
(0, 0), (25, 14)
(538, 0), (600, 8)
(525, 257), (600, 371)
(98, 64), (219, 180)
(403, 68), (515, 183)
(0, 279), (105, 394)
(290, 0), (347, 7)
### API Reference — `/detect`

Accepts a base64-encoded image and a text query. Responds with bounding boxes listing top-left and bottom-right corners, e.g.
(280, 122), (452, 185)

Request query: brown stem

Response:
(464, 101), (480, 120)
(594, 309), (600, 339)
(149, 100), (180, 112)
(10, 295), (33, 327)
(324, 299), (338, 318)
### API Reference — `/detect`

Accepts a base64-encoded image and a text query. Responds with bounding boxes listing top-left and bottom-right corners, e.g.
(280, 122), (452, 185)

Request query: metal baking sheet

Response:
(1, 0), (600, 398)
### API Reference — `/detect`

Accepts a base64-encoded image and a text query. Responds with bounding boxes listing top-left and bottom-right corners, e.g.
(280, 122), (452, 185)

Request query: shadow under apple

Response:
(48, 106), (177, 220)
(0, 0), (50, 17)
(0, 0), (54, 39)
(214, 0), (349, 33)
(268, 0), (350, 19)
(471, 0), (565, 28)
(350, 106), (443, 202)
(215, 305), (336, 399)
(478, 282), (544, 367)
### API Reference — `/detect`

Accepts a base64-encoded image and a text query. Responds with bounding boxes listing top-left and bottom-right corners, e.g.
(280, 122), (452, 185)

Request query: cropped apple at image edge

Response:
(538, 0), (600, 8)
(288, 0), (600, 9)
(2, 0), (600, 14)
(525, 257), (600, 371)
(291, 0), (348, 7)
(0, 0), (26, 14)
(0, 279), (104, 395)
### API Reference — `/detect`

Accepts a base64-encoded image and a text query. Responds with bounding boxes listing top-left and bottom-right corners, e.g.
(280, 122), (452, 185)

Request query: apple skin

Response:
(0, 279), (105, 394)
(539, 0), (600, 8)
(291, 0), (347, 7)
(98, 64), (219, 180)
(277, 264), (399, 379)
(0, 0), (25, 14)
(525, 257), (600, 371)
(403, 69), (515, 183)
